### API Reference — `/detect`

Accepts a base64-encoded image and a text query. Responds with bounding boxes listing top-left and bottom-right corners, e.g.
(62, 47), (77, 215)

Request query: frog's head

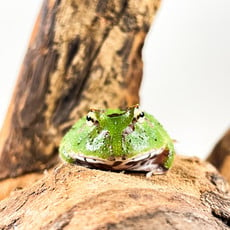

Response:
(85, 104), (145, 134)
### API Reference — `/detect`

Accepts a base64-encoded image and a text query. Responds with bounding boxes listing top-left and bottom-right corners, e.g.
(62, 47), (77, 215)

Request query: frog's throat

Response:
(110, 122), (135, 157)
(68, 148), (170, 174)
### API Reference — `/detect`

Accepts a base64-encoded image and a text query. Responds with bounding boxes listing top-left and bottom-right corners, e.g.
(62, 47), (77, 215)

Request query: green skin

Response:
(59, 106), (175, 171)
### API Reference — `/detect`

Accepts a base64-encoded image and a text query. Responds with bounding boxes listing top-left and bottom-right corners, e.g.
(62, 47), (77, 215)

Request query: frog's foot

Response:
(146, 166), (168, 178)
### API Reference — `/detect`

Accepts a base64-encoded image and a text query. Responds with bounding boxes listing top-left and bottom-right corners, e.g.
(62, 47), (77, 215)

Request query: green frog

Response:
(59, 105), (175, 177)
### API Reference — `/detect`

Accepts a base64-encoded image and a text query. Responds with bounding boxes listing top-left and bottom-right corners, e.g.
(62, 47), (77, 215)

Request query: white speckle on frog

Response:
(86, 130), (108, 151)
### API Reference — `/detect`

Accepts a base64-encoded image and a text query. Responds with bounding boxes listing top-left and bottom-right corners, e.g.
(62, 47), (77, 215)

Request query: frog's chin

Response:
(68, 148), (170, 176)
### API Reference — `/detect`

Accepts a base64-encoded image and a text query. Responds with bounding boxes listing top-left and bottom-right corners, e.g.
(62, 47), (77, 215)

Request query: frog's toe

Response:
(146, 166), (168, 178)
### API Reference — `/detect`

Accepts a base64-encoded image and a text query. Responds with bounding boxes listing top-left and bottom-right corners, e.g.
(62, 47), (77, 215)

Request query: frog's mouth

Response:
(68, 148), (169, 176)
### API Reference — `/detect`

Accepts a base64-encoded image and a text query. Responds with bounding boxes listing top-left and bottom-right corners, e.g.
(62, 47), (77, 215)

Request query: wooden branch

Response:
(0, 0), (160, 179)
(0, 156), (230, 229)
(207, 129), (230, 183)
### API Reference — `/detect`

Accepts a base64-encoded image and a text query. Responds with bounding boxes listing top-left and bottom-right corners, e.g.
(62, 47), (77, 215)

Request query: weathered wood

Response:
(0, 0), (160, 179)
(0, 156), (229, 229)
(0, 172), (43, 201)
(208, 129), (230, 183)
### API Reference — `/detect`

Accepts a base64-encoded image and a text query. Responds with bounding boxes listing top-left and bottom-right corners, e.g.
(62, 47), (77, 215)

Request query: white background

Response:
(0, 0), (230, 159)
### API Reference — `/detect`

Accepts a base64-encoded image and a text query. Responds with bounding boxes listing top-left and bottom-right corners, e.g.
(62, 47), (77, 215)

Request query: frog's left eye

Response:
(86, 111), (98, 126)
(134, 108), (145, 123)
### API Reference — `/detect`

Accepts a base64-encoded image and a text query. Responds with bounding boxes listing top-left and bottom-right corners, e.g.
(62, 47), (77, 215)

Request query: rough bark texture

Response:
(208, 129), (230, 183)
(0, 0), (160, 180)
(0, 172), (44, 201)
(0, 155), (230, 230)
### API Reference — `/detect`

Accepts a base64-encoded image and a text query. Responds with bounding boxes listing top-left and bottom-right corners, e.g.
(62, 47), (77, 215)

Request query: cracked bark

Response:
(208, 129), (230, 183)
(0, 156), (230, 229)
(0, 0), (160, 179)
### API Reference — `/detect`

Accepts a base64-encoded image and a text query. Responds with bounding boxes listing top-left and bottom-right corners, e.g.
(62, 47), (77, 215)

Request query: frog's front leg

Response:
(145, 148), (172, 177)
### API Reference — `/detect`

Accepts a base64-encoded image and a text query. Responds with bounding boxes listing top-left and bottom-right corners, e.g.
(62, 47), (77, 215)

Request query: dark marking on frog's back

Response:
(107, 112), (126, 117)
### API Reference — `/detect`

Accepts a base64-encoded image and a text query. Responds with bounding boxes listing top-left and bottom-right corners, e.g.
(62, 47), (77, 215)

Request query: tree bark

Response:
(207, 129), (230, 183)
(0, 156), (230, 230)
(0, 0), (160, 180)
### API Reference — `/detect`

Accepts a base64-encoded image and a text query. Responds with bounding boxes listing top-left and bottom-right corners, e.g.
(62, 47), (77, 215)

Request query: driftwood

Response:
(0, 156), (230, 229)
(1, 0), (230, 229)
(208, 129), (230, 183)
(0, 0), (159, 179)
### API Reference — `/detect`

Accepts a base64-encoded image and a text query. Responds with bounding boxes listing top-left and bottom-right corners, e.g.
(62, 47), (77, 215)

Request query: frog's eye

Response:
(134, 108), (145, 123)
(86, 111), (98, 126)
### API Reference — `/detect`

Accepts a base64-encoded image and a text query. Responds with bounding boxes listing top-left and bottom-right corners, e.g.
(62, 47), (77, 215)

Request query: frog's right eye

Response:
(133, 107), (145, 123)
(86, 111), (98, 126)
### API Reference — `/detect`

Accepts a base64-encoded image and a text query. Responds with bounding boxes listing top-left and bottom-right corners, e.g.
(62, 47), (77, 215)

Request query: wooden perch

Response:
(208, 129), (230, 183)
(0, 0), (160, 179)
(0, 156), (230, 229)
